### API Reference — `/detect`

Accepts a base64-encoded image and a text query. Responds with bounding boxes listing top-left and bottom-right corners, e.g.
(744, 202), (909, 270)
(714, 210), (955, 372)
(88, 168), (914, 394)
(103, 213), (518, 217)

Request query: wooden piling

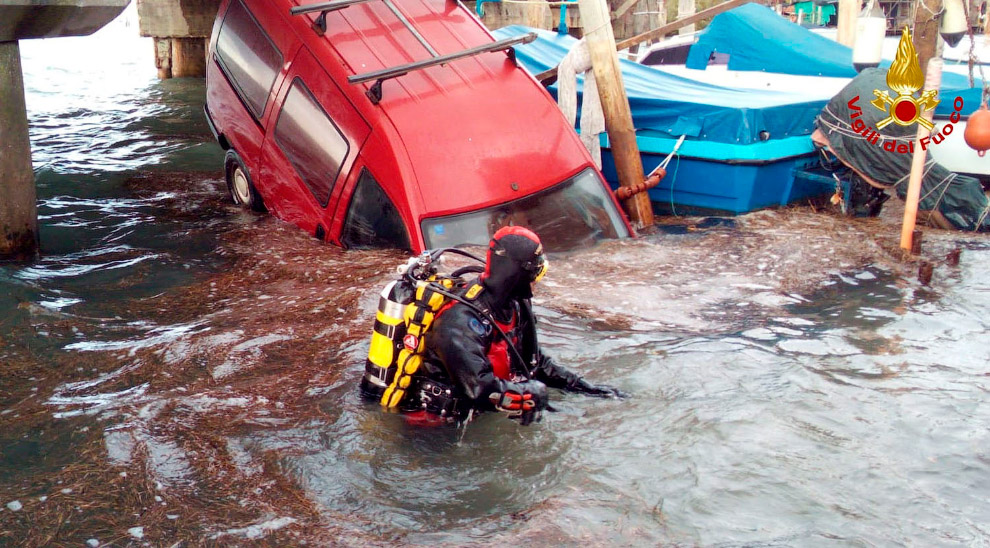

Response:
(910, 228), (923, 255)
(900, 0), (942, 253)
(836, 0), (857, 47)
(0, 40), (39, 261)
(918, 260), (933, 285)
(579, 0), (654, 227)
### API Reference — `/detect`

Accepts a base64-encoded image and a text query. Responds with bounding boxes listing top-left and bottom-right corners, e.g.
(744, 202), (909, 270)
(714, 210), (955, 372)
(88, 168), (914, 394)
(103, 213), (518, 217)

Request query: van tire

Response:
(224, 150), (265, 212)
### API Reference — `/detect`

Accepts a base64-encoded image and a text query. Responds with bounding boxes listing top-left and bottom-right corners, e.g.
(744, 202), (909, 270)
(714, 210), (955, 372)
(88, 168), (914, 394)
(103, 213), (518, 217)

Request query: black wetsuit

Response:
(404, 289), (593, 420)
(383, 226), (622, 425)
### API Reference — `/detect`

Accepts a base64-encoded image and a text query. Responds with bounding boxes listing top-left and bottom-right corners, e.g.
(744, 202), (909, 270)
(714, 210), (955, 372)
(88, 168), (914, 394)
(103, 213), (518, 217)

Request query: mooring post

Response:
(578, 0), (654, 228)
(836, 0), (858, 47)
(900, 0), (942, 254)
(0, 40), (39, 261)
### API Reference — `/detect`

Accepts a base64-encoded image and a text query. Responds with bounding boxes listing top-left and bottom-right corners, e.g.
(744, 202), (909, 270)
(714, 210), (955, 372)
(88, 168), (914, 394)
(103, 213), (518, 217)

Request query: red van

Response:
(204, 0), (631, 252)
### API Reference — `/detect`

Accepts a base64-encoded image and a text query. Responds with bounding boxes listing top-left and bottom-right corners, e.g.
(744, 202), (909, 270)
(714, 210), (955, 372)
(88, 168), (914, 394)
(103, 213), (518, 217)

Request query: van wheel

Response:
(224, 150), (265, 212)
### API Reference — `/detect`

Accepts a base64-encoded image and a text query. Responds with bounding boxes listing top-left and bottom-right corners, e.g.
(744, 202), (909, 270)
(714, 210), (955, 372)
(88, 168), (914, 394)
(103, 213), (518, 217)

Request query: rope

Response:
(975, 201), (990, 230)
(917, 0), (943, 19)
(818, 104), (914, 146)
(961, 0), (990, 105)
(668, 151), (682, 216)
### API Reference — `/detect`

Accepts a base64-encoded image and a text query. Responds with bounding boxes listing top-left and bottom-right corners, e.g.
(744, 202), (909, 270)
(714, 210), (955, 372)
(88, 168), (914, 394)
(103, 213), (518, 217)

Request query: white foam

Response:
(46, 383), (149, 418)
(211, 517), (297, 540)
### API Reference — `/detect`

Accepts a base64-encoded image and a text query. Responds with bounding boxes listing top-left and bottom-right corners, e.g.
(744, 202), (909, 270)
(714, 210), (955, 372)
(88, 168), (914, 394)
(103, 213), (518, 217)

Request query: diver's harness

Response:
(360, 248), (534, 419)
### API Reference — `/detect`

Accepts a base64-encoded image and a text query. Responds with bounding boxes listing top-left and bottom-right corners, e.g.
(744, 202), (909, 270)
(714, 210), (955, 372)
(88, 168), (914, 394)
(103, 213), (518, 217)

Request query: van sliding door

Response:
(260, 47), (370, 241)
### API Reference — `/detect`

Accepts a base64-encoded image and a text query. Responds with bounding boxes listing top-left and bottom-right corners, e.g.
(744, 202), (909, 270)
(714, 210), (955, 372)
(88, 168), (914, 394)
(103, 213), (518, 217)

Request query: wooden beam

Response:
(579, 0), (654, 227)
(611, 0), (642, 21)
(615, 0), (752, 50)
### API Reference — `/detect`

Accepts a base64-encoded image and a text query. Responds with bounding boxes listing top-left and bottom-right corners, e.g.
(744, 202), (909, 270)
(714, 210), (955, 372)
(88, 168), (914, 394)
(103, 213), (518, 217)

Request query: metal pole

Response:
(382, 0), (439, 57)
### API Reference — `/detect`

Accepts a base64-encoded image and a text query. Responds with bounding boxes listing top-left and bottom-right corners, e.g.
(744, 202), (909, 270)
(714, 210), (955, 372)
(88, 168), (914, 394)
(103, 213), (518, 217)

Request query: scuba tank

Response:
(359, 249), (486, 407)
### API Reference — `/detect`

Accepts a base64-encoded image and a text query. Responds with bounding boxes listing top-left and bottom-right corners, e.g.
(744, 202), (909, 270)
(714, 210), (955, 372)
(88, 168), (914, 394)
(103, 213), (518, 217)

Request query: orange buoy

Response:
(964, 104), (990, 157)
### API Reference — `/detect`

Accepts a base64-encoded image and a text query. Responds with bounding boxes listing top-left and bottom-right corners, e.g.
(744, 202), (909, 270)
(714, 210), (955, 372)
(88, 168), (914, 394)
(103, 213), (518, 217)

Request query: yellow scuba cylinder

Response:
(359, 280), (415, 399)
(379, 278), (455, 408)
(359, 249), (487, 409)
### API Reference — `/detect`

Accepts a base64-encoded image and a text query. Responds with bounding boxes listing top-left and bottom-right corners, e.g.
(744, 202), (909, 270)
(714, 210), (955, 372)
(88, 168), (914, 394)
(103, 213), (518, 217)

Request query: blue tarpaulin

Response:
(686, 3), (857, 77)
(494, 25), (827, 145)
(684, 3), (982, 115)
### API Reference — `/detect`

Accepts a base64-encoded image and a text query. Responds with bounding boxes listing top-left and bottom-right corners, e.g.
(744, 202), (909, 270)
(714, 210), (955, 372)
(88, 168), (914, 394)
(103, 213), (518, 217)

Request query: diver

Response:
(394, 226), (625, 426)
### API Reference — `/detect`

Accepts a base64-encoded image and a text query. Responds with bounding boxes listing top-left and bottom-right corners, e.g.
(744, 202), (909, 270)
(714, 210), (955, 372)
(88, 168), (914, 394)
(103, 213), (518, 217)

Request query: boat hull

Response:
(600, 134), (831, 215)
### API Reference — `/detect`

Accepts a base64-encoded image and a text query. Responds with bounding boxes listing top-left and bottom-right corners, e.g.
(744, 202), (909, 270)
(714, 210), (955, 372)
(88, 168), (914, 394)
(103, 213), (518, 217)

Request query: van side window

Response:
(274, 79), (349, 208)
(341, 169), (411, 251)
(215, 0), (282, 120)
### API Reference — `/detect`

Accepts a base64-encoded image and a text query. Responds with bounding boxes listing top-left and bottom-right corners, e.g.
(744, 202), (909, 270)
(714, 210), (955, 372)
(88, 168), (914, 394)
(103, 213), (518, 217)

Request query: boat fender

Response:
(616, 169), (665, 200)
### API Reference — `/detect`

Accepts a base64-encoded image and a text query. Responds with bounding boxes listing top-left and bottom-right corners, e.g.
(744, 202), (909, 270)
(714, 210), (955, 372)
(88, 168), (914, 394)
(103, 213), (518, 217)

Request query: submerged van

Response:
(204, 0), (631, 252)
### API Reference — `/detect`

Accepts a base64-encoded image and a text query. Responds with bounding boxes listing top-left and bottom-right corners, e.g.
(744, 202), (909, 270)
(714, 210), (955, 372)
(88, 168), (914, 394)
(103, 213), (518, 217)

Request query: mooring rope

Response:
(667, 151), (682, 216)
(975, 201), (990, 230)
(818, 104), (915, 146)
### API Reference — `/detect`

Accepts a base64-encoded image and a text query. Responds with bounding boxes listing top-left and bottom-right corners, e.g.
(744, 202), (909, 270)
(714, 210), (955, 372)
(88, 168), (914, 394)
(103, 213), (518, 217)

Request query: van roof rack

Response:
(290, 0), (377, 36)
(349, 33), (535, 104)
(290, 1), (535, 104)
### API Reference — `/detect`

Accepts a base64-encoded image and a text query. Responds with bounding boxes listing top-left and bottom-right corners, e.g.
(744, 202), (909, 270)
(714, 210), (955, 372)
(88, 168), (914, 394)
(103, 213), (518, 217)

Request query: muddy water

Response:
(3, 10), (990, 547)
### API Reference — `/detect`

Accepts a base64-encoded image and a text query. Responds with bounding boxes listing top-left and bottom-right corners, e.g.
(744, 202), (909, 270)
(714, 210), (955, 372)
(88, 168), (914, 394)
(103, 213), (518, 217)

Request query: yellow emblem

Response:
(870, 26), (940, 130)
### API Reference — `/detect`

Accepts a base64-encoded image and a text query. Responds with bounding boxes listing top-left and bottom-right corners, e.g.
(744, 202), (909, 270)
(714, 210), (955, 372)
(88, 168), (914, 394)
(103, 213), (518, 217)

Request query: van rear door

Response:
(260, 46), (371, 239)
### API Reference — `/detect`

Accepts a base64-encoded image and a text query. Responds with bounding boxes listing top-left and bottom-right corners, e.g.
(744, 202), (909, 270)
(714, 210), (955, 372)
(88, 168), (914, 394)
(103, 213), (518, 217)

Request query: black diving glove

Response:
(532, 354), (628, 398)
(490, 379), (548, 426)
(570, 377), (629, 399)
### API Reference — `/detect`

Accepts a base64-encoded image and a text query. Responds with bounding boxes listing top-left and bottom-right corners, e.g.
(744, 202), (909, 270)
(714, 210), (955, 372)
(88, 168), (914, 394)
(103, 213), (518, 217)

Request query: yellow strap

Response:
(465, 283), (484, 300)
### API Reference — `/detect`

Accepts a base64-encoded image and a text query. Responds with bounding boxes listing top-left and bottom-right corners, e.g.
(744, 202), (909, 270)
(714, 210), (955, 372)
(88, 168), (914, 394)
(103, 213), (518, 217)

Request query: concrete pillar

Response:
(154, 36), (172, 79)
(137, 0), (220, 79)
(0, 41), (39, 261)
(153, 36), (208, 79)
(172, 37), (206, 77)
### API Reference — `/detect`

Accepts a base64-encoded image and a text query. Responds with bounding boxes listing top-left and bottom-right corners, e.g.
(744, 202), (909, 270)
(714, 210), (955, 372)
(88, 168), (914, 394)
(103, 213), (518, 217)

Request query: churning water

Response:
(1, 7), (989, 546)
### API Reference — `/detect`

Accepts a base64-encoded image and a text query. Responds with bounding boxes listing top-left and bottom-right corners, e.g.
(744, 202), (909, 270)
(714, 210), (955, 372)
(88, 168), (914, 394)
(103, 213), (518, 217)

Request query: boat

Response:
(495, 24), (838, 216)
(634, 3), (988, 179)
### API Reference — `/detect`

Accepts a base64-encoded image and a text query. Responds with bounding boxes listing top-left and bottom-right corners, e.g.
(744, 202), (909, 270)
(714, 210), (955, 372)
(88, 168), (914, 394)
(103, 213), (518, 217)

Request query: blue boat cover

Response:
(495, 25), (827, 145)
(685, 3), (982, 115)
(686, 3), (858, 77)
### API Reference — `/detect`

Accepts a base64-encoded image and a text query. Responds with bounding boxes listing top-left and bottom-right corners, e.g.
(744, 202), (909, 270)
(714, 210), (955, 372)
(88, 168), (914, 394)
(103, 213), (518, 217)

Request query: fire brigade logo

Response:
(402, 334), (418, 350)
(870, 26), (940, 130)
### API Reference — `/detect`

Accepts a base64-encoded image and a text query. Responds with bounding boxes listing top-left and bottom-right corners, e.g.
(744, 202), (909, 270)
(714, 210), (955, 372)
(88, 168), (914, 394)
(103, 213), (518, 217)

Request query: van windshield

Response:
(421, 168), (630, 252)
